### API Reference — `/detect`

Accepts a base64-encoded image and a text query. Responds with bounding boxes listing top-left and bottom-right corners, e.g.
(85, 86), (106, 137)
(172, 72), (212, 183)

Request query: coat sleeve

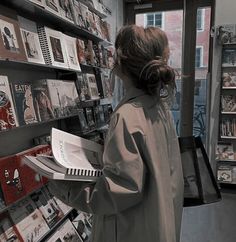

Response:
(48, 112), (147, 215)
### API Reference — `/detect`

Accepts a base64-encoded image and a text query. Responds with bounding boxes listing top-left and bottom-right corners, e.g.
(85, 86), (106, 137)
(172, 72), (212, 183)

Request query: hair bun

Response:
(138, 59), (175, 96)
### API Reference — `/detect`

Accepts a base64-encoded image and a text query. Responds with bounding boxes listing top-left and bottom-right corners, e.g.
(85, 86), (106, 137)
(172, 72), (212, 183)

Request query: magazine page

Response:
(18, 16), (45, 65)
(51, 128), (103, 169)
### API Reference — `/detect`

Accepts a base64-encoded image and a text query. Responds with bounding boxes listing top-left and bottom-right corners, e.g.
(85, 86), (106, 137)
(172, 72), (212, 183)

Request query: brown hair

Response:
(114, 25), (176, 96)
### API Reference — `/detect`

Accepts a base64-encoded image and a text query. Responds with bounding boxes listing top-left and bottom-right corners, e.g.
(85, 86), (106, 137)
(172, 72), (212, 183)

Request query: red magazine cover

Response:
(0, 211), (23, 241)
(0, 155), (26, 205)
(15, 144), (51, 195)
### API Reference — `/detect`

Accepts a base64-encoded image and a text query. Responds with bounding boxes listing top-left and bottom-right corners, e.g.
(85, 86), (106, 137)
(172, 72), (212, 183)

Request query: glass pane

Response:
(194, 7), (211, 142)
(136, 10), (183, 134)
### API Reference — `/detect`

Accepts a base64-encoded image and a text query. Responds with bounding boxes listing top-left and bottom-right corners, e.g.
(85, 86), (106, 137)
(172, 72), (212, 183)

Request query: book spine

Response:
(66, 168), (102, 177)
(37, 26), (52, 65)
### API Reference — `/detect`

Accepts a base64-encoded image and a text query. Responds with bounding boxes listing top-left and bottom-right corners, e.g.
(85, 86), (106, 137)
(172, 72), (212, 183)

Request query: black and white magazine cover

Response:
(72, 0), (86, 28)
(221, 95), (236, 112)
(18, 16), (45, 64)
(222, 71), (236, 88)
(61, 80), (80, 116)
(217, 24), (236, 45)
(46, 79), (65, 118)
(222, 48), (236, 67)
(84, 73), (100, 100)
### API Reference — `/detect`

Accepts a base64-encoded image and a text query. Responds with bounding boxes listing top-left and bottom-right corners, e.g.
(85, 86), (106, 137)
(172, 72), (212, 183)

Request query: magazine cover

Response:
(53, 196), (72, 215)
(0, 7), (27, 61)
(46, 219), (83, 242)
(84, 73), (100, 100)
(0, 75), (18, 131)
(222, 72), (236, 88)
(28, 0), (46, 7)
(58, 0), (74, 23)
(18, 16), (45, 65)
(61, 80), (80, 116)
(220, 118), (236, 137)
(30, 189), (61, 228)
(216, 143), (234, 160)
(217, 165), (233, 183)
(93, 43), (101, 67)
(76, 38), (86, 65)
(100, 68), (113, 98)
(85, 107), (96, 129)
(93, 14), (103, 38)
(46, 79), (65, 118)
(9, 197), (50, 242)
(77, 73), (91, 101)
(221, 95), (236, 112)
(79, 2), (90, 30)
(84, 39), (96, 65)
(222, 48), (236, 67)
(72, 0), (86, 28)
(32, 79), (55, 122)
(100, 19), (111, 42)
(77, 108), (89, 131)
(63, 34), (81, 71)
(0, 212), (22, 241)
(72, 212), (92, 242)
(45, 27), (69, 68)
(87, 10), (97, 35)
(44, 0), (61, 16)
(0, 155), (26, 205)
(11, 81), (38, 125)
(218, 24), (236, 45)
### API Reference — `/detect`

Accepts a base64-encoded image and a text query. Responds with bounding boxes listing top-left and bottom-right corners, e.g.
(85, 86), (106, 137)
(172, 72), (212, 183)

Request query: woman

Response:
(49, 25), (184, 242)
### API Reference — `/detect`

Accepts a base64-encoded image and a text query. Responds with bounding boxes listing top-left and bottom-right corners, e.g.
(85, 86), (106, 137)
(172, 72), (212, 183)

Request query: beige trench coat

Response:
(49, 87), (184, 242)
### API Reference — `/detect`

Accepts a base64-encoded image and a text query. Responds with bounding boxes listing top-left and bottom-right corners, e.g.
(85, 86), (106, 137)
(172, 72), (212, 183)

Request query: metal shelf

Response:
(1, 0), (112, 45)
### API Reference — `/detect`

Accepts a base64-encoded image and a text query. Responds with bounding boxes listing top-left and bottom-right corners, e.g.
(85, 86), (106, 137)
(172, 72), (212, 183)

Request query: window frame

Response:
(195, 46), (204, 67)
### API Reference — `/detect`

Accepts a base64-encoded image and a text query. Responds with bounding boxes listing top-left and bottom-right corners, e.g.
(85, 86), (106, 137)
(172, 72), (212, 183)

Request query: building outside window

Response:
(195, 46), (203, 67)
(197, 9), (204, 31)
(145, 13), (163, 28)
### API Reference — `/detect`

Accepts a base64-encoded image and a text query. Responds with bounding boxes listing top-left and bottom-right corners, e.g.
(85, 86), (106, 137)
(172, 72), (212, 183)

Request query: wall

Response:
(181, 0), (236, 242)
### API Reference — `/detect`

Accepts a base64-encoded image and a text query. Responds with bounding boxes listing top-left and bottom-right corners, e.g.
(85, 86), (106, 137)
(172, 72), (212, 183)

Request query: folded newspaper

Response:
(23, 128), (104, 181)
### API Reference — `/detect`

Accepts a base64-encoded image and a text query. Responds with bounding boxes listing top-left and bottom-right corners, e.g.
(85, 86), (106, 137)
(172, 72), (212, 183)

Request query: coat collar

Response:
(113, 87), (147, 113)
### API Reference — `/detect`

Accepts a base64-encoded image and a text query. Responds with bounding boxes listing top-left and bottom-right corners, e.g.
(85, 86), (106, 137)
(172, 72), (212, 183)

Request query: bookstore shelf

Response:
(1, 0), (113, 45)
(221, 112), (236, 114)
(0, 114), (79, 134)
(0, 59), (112, 73)
(221, 136), (236, 139)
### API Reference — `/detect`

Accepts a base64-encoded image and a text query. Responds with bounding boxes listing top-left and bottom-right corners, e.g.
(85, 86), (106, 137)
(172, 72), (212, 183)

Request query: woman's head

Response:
(114, 25), (175, 97)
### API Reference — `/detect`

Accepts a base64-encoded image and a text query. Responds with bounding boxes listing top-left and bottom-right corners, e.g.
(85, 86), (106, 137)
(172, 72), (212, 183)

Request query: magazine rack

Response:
(0, 0), (113, 241)
(216, 24), (236, 187)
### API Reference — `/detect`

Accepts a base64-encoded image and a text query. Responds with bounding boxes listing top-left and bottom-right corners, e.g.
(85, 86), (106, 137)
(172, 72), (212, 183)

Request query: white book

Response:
(23, 128), (103, 181)
(63, 34), (81, 71)
(18, 16), (45, 65)
(37, 26), (69, 68)
(84, 73), (100, 100)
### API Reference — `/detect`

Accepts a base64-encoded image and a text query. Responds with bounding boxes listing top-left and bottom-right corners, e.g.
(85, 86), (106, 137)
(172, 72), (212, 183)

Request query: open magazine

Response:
(23, 128), (103, 181)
